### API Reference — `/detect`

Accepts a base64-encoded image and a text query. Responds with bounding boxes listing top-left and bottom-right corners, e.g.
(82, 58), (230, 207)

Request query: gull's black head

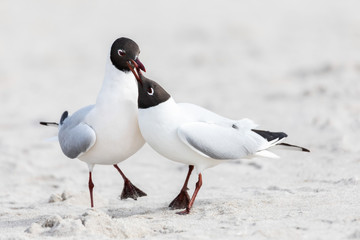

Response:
(136, 74), (171, 109)
(110, 37), (146, 73)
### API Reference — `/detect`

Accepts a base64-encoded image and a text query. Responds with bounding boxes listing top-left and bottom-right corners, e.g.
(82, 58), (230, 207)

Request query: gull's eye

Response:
(147, 87), (154, 95)
(118, 49), (126, 56)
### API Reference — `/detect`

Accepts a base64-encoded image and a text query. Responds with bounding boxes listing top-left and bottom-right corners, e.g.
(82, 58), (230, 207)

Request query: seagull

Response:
(128, 65), (309, 214)
(40, 37), (148, 208)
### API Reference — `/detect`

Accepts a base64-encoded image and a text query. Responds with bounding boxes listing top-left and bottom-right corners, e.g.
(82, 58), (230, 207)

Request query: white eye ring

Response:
(118, 49), (126, 56)
(147, 87), (154, 95)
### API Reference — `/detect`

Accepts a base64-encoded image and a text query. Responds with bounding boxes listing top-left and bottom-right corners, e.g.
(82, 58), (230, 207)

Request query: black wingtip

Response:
(278, 143), (310, 152)
(252, 129), (288, 142)
(60, 111), (68, 125)
(39, 121), (59, 126)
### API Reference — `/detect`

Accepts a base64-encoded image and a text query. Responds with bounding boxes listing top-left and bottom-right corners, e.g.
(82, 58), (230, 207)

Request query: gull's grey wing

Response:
(177, 121), (268, 160)
(58, 105), (96, 159)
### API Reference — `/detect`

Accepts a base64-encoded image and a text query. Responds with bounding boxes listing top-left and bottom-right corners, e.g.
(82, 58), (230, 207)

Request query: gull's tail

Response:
(39, 111), (68, 142)
(252, 129), (310, 158)
(39, 111), (68, 127)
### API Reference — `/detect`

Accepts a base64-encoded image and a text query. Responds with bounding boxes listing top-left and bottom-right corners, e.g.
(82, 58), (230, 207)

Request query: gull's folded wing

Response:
(58, 106), (96, 159)
(58, 122), (96, 159)
(177, 122), (268, 160)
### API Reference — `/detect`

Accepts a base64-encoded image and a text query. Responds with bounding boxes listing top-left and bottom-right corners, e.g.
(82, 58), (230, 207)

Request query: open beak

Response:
(127, 59), (142, 84)
(135, 58), (146, 72)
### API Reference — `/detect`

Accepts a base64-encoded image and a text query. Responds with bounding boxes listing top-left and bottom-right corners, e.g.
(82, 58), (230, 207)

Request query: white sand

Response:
(1, 0), (360, 239)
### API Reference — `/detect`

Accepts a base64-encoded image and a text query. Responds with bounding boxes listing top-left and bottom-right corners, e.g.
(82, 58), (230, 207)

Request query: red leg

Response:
(169, 165), (194, 209)
(88, 172), (94, 208)
(177, 173), (202, 215)
(113, 164), (127, 180)
(113, 164), (147, 200)
(181, 165), (194, 192)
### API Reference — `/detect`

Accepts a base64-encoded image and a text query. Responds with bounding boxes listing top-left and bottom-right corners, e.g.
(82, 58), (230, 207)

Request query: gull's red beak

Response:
(127, 60), (142, 84)
(135, 58), (146, 72)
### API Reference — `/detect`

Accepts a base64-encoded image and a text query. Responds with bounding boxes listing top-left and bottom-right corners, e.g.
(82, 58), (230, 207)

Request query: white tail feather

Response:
(44, 136), (58, 142)
(255, 150), (279, 159)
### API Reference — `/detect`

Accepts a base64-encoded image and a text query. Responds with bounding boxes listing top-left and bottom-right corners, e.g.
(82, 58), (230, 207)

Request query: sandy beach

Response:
(1, 0), (360, 239)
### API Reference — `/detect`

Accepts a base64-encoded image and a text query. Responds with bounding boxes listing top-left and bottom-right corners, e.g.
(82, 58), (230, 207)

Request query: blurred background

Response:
(1, 0), (360, 238)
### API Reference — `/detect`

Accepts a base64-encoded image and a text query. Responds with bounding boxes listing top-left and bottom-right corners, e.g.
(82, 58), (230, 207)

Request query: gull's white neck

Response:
(96, 59), (138, 108)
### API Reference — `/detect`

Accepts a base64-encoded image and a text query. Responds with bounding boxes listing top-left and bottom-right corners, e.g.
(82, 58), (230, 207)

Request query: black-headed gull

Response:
(128, 67), (309, 214)
(40, 38), (147, 207)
